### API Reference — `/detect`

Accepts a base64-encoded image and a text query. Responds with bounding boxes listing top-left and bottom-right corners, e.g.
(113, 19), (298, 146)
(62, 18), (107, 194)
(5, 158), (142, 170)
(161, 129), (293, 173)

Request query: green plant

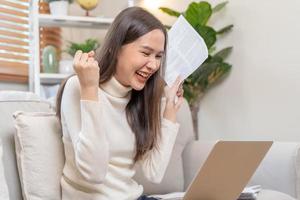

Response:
(160, 1), (233, 135)
(65, 39), (100, 57)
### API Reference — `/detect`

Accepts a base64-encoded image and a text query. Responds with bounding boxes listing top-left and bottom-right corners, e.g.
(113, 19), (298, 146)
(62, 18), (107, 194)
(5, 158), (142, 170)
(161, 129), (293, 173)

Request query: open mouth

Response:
(135, 71), (151, 80)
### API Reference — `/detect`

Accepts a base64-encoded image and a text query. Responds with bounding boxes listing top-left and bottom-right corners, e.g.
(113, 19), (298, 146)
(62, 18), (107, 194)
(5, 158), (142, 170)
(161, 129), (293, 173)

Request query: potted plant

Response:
(65, 38), (100, 57)
(160, 1), (234, 136)
(46, 0), (73, 16)
(59, 39), (100, 74)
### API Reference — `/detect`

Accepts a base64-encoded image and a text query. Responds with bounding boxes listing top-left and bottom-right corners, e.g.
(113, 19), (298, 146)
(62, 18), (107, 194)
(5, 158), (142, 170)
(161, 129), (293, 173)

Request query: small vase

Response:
(49, 1), (69, 16)
(42, 45), (59, 73)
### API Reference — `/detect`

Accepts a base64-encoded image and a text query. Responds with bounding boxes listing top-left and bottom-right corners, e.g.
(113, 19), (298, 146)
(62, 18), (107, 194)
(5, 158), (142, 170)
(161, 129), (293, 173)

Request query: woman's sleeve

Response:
(139, 118), (179, 184)
(61, 76), (109, 184)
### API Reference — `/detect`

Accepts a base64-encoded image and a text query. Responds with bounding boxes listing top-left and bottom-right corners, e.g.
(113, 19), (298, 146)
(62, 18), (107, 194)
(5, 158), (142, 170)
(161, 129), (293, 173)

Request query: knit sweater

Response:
(60, 75), (179, 200)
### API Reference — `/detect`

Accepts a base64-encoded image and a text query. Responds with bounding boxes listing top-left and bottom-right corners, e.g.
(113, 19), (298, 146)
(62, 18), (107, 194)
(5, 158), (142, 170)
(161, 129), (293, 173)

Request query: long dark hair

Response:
(56, 7), (168, 162)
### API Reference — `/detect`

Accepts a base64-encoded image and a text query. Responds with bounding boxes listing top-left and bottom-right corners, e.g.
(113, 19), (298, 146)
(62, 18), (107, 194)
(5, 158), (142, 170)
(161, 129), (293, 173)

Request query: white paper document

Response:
(164, 15), (208, 86)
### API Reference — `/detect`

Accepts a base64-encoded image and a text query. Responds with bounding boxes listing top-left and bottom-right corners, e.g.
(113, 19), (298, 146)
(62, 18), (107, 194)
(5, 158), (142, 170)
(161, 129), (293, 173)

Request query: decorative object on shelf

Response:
(65, 39), (100, 57)
(46, 0), (73, 16)
(39, 0), (51, 14)
(40, 27), (62, 52)
(42, 45), (59, 73)
(76, 0), (99, 16)
(160, 1), (233, 136)
(39, 0), (62, 72)
(59, 59), (74, 74)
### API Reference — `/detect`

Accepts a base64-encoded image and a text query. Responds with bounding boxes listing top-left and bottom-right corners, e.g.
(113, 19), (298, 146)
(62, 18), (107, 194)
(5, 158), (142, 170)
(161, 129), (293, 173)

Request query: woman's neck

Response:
(100, 76), (132, 98)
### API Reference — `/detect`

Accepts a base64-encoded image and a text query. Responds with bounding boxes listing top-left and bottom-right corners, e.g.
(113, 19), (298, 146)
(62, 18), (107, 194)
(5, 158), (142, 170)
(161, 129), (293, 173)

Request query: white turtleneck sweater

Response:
(60, 75), (179, 200)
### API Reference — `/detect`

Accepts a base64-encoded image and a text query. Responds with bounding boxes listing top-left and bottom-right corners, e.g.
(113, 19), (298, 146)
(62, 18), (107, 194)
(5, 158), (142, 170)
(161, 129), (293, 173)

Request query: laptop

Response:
(150, 141), (273, 200)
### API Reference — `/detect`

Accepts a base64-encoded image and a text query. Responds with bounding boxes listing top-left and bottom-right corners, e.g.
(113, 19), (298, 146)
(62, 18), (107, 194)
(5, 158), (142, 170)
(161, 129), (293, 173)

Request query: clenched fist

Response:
(163, 76), (184, 123)
(73, 50), (100, 101)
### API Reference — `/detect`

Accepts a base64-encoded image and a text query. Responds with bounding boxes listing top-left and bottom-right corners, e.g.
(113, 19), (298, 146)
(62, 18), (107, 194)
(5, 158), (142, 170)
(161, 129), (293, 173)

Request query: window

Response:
(0, 0), (30, 83)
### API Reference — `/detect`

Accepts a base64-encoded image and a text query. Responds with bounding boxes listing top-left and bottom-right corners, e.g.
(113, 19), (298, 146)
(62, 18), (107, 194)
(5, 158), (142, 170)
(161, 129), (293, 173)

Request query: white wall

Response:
(195, 0), (300, 141)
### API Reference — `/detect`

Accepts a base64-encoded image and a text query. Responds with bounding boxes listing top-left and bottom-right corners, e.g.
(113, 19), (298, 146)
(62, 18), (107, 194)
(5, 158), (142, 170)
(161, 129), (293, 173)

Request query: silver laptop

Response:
(152, 141), (273, 200)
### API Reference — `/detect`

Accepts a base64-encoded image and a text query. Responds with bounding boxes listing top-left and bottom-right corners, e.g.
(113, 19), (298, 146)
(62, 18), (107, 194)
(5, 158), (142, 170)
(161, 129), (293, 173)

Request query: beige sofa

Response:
(0, 91), (298, 200)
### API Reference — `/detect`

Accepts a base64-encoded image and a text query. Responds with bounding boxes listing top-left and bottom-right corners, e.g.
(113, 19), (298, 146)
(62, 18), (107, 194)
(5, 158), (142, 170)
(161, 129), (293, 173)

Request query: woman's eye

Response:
(142, 52), (150, 56)
(156, 55), (162, 59)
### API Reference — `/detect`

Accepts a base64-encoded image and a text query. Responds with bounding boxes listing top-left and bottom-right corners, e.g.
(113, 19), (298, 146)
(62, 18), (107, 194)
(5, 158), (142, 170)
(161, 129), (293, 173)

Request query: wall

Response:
(194, 0), (300, 141)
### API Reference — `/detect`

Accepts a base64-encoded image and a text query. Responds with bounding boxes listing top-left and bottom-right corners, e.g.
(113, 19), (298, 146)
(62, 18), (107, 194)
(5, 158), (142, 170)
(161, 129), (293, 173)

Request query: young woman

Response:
(56, 6), (184, 200)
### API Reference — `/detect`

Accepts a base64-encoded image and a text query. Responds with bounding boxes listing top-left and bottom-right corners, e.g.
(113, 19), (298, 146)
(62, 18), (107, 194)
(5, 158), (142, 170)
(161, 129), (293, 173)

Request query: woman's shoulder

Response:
(62, 75), (81, 100)
(65, 75), (80, 90)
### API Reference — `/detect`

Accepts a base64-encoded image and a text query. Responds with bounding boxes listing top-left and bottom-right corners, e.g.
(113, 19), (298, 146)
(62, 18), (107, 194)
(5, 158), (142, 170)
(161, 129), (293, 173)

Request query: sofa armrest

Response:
(248, 142), (299, 198)
(182, 141), (299, 199)
(182, 140), (216, 190)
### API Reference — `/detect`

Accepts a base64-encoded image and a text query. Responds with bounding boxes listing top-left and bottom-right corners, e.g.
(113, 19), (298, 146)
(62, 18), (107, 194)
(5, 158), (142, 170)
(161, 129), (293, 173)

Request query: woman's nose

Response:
(147, 57), (159, 71)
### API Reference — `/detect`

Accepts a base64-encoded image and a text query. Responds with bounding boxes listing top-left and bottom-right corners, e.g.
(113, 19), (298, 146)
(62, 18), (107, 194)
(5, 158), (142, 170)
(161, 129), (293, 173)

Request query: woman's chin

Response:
(132, 83), (145, 91)
(131, 75), (147, 90)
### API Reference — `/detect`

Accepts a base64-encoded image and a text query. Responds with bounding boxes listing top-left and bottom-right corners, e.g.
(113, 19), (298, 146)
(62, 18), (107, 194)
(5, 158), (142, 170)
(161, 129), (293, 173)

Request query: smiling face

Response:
(114, 29), (165, 90)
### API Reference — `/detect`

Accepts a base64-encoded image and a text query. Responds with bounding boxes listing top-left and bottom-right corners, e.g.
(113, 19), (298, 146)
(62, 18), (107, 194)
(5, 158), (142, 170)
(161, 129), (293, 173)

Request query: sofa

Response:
(0, 90), (298, 200)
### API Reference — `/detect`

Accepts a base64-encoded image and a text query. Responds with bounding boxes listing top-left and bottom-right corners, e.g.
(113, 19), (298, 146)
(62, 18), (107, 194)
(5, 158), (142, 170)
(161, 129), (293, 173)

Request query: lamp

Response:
(143, 0), (161, 10)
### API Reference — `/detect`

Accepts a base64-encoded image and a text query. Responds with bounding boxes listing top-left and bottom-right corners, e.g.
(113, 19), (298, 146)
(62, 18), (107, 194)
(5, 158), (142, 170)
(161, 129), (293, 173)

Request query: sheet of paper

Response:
(164, 15), (208, 86)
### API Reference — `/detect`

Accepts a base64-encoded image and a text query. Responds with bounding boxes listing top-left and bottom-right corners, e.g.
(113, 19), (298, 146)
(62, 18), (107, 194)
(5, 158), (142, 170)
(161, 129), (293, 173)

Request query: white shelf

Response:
(40, 73), (72, 84)
(38, 14), (114, 29)
(30, 0), (117, 96)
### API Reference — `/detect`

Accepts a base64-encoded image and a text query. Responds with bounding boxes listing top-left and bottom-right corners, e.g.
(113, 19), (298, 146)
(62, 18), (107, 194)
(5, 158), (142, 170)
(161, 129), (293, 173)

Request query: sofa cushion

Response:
(13, 111), (64, 200)
(0, 98), (53, 200)
(0, 91), (40, 101)
(257, 189), (296, 200)
(0, 140), (9, 200)
(134, 99), (195, 194)
(248, 142), (300, 198)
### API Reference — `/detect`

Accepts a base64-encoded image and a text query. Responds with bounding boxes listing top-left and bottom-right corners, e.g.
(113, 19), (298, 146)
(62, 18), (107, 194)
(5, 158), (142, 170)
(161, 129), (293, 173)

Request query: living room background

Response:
(1, 0), (299, 141)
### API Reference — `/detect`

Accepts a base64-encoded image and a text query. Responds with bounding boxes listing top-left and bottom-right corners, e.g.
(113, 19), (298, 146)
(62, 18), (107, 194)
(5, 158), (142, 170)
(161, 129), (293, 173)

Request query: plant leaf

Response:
(207, 62), (232, 86)
(208, 46), (216, 54)
(65, 39), (100, 57)
(195, 25), (217, 49)
(217, 24), (234, 34)
(213, 47), (233, 60)
(159, 7), (181, 17)
(212, 1), (228, 13)
(185, 1), (212, 27)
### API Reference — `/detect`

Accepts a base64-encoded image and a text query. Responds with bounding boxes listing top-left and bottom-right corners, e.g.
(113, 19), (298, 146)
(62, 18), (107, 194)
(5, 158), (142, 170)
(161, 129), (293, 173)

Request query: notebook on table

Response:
(150, 141), (273, 200)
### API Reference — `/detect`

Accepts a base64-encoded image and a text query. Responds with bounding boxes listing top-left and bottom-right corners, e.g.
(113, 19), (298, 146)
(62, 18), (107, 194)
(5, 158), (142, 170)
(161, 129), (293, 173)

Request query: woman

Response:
(56, 6), (184, 200)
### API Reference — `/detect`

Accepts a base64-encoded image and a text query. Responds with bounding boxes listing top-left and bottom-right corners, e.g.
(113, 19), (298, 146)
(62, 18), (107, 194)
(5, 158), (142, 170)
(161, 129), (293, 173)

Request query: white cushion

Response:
(0, 140), (9, 200)
(0, 99), (53, 200)
(0, 91), (40, 101)
(248, 142), (300, 198)
(257, 189), (296, 200)
(13, 111), (64, 200)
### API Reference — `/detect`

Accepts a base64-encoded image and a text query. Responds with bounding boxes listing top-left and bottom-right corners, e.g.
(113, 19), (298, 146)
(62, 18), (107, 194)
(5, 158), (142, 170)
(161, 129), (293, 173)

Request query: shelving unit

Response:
(29, 0), (116, 96)
(38, 14), (114, 29)
(39, 73), (70, 84)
